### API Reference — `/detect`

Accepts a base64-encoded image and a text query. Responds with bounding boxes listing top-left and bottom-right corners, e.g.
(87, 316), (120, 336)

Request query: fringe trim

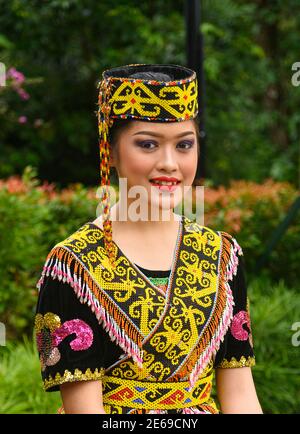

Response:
(148, 410), (168, 414)
(173, 232), (242, 389)
(182, 407), (211, 414)
(37, 246), (143, 367)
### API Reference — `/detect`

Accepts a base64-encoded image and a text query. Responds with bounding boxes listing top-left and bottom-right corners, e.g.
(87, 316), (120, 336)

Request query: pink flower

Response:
(7, 67), (25, 84)
(16, 87), (30, 100)
(18, 116), (27, 124)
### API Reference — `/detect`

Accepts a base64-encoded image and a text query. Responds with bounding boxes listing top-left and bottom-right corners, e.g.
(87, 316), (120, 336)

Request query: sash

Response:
(37, 215), (242, 388)
(101, 372), (213, 410)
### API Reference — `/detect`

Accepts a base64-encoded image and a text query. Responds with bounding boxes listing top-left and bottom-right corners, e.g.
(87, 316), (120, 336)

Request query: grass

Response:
(249, 277), (300, 413)
(0, 335), (61, 414)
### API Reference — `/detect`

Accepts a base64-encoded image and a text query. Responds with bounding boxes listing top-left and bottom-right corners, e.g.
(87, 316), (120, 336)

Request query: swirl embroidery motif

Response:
(35, 312), (93, 371)
(230, 310), (253, 346)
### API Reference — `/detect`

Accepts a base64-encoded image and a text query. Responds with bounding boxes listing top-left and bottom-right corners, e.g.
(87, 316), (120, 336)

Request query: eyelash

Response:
(136, 140), (195, 150)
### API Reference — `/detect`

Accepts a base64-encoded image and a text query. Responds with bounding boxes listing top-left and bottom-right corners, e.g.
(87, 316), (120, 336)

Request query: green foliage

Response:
(202, 179), (300, 286)
(0, 0), (185, 186)
(0, 166), (102, 339)
(0, 336), (61, 413)
(0, 170), (48, 339)
(249, 278), (300, 413)
(201, 0), (300, 185)
(0, 1), (299, 186)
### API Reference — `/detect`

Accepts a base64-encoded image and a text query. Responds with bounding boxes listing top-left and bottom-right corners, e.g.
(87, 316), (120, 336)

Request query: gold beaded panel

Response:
(53, 216), (227, 383)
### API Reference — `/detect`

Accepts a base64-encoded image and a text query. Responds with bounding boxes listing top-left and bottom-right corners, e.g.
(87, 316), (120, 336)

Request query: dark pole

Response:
(185, 0), (206, 181)
(256, 195), (300, 271)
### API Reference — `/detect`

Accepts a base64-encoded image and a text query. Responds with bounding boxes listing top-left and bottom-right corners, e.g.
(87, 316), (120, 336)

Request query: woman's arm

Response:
(60, 380), (106, 414)
(216, 367), (263, 414)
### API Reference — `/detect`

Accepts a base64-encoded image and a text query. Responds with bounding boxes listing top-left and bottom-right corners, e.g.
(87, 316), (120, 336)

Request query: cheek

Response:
(119, 148), (153, 178)
(180, 152), (198, 178)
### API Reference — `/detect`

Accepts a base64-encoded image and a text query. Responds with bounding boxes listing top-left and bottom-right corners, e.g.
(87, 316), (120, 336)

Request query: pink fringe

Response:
(182, 407), (211, 414)
(148, 409), (168, 414)
(36, 247), (143, 368)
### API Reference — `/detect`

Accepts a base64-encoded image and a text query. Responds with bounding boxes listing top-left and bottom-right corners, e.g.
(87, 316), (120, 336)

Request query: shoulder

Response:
(219, 230), (243, 257)
(183, 216), (243, 254)
(183, 218), (244, 285)
(49, 220), (103, 255)
(36, 220), (101, 291)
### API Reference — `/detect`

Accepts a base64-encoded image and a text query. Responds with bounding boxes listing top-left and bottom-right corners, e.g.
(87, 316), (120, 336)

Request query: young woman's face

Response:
(110, 119), (199, 218)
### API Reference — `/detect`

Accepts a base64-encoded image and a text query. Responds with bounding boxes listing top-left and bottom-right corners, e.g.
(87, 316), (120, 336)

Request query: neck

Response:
(109, 202), (181, 235)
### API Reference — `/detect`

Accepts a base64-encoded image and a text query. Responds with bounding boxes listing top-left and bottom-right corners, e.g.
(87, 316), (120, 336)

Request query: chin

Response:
(149, 198), (179, 215)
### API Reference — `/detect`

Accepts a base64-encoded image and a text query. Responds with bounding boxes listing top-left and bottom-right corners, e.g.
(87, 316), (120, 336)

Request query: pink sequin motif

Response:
(36, 315), (93, 370)
(52, 319), (93, 350)
(230, 310), (251, 341)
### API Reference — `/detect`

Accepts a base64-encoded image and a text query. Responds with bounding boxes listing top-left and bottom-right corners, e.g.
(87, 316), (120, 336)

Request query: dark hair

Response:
(108, 71), (200, 150)
(129, 71), (173, 81)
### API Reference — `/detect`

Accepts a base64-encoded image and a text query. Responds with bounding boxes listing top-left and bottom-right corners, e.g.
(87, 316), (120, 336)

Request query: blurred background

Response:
(0, 0), (299, 414)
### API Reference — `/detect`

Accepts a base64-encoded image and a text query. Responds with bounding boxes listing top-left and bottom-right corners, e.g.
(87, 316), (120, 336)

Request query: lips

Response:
(150, 176), (180, 183)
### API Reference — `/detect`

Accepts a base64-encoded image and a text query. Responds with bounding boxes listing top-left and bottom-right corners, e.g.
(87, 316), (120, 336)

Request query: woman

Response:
(34, 64), (263, 414)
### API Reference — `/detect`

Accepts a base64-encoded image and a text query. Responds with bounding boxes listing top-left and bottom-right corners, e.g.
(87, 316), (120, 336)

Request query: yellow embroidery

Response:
(41, 218), (237, 386)
(145, 228), (221, 375)
(129, 287), (165, 336)
(112, 350), (173, 382)
(101, 371), (213, 410)
(110, 80), (198, 120)
(217, 356), (256, 368)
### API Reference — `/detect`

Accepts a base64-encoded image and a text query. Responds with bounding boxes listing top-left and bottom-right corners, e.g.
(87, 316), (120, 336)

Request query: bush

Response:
(0, 336), (61, 414)
(202, 179), (300, 286)
(249, 278), (300, 413)
(0, 166), (105, 340)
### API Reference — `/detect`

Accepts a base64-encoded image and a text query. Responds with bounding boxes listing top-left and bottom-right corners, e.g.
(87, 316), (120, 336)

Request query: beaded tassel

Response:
(97, 77), (116, 269)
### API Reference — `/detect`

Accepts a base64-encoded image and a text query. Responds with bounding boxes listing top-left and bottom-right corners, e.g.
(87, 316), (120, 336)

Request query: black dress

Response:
(35, 232), (255, 414)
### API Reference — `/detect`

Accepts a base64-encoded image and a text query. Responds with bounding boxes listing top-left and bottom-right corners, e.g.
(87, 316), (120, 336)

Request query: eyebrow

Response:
(132, 130), (195, 138)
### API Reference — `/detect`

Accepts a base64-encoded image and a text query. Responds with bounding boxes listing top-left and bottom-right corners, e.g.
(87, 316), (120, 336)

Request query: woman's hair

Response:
(109, 71), (200, 151)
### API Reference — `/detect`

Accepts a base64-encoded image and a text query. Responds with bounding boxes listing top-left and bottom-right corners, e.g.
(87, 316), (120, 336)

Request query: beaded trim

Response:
(216, 356), (256, 369)
(101, 372), (213, 410)
(43, 367), (106, 391)
(148, 277), (169, 285)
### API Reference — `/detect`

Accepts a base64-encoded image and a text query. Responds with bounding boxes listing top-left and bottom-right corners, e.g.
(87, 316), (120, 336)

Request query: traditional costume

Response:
(34, 64), (255, 414)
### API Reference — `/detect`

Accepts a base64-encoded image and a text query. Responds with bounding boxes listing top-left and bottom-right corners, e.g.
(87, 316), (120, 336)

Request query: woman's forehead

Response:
(125, 119), (196, 137)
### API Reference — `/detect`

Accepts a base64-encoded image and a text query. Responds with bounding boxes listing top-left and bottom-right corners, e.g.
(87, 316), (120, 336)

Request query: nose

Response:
(156, 145), (179, 172)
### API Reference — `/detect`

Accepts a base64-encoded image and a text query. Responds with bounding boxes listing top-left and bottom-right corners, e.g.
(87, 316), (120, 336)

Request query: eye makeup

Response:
(134, 139), (195, 150)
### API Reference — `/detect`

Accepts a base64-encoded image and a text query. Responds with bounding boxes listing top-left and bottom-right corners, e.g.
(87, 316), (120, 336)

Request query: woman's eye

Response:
(135, 140), (195, 150)
(136, 141), (157, 149)
(177, 141), (194, 149)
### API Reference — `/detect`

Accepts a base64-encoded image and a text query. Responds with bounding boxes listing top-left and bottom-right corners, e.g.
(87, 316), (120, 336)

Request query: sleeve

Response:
(34, 258), (122, 392)
(213, 246), (256, 369)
